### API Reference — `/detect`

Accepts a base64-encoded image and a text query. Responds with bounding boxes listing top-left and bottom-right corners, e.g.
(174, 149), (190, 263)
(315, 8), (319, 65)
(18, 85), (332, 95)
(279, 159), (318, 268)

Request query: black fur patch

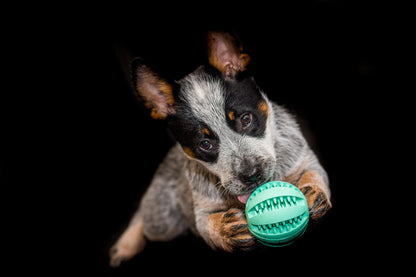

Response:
(168, 97), (219, 163)
(166, 67), (266, 164)
(225, 76), (267, 137)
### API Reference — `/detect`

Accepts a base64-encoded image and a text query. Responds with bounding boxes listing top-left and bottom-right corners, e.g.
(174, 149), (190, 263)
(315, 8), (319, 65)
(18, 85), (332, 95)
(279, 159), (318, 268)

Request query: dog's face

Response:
(132, 31), (276, 201)
(171, 68), (276, 198)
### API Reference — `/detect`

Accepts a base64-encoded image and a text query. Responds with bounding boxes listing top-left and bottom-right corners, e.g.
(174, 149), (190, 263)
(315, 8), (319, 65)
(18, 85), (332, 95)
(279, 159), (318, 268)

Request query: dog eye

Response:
(199, 140), (213, 151)
(240, 113), (252, 128)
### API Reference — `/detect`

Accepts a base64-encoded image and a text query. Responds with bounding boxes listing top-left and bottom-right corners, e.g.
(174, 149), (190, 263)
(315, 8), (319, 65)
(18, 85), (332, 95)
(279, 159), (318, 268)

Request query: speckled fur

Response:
(109, 31), (331, 267)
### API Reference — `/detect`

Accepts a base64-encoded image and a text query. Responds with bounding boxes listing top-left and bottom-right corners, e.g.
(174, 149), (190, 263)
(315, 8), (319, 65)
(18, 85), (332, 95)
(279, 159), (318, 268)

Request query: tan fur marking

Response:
(297, 170), (332, 220)
(182, 146), (195, 158)
(150, 108), (166, 120)
(201, 128), (210, 135)
(206, 212), (227, 250)
(297, 170), (326, 191)
(239, 53), (251, 69)
(206, 208), (254, 252)
(258, 100), (269, 117)
(228, 111), (235, 120)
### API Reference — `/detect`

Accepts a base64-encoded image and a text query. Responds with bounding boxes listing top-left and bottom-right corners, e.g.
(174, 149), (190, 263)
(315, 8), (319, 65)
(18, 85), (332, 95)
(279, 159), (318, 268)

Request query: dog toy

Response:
(245, 181), (309, 247)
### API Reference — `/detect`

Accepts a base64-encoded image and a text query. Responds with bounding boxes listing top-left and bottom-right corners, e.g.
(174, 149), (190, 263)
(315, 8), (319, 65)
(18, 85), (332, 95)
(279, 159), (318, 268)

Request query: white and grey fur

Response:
(109, 31), (331, 267)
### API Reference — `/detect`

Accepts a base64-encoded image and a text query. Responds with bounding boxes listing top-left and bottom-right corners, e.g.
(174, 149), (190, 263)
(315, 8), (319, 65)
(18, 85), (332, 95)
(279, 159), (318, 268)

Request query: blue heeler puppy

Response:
(109, 31), (332, 267)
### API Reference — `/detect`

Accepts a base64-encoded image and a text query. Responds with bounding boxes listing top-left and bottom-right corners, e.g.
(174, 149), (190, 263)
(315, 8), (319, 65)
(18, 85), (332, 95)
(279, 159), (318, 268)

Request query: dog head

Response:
(131, 31), (277, 202)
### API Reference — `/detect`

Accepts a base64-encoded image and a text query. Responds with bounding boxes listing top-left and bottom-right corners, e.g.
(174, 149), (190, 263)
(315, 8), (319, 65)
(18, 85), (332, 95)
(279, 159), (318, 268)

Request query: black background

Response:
(5, 1), (406, 275)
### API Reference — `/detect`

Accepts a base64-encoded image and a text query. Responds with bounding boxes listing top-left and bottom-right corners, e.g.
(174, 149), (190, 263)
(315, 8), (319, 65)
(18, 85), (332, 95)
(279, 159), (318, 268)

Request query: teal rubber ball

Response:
(245, 181), (309, 247)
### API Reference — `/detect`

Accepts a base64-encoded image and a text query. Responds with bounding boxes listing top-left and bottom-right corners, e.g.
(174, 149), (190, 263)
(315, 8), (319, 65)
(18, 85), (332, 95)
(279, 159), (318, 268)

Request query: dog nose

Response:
(240, 167), (262, 185)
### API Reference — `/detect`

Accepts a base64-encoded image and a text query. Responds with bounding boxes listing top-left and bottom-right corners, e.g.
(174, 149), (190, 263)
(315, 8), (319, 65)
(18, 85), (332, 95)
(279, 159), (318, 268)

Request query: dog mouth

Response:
(237, 194), (251, 204)
(236, 177), (272, 204)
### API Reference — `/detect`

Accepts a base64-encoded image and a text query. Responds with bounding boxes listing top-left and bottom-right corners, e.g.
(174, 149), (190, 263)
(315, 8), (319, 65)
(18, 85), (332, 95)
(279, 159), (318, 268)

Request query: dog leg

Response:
(109, 146), (191, 266)
(109, 214), (146, 267)
(109, 183), (189, 267)
(296, 170), (332, 220)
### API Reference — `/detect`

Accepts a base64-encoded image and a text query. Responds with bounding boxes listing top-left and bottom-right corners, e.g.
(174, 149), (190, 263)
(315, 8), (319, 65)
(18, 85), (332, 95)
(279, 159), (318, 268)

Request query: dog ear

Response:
(131, 58), (175, 120)
(207, 31), (250, 79)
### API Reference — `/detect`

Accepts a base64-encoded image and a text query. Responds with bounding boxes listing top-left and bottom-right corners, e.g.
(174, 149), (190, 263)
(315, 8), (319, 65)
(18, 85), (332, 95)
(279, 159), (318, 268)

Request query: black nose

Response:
(239, 166), (262, 185)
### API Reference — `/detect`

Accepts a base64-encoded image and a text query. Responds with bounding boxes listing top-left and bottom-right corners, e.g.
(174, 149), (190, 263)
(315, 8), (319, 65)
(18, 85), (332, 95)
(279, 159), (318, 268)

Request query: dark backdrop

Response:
(9, 1), (402, 275)
(78, 2), (388, 275)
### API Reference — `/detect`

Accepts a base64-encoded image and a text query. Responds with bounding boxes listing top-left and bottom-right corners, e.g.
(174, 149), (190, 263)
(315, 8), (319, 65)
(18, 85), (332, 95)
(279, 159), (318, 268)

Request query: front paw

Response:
(300, 184), (332, 220)
(207, 208), (256, 252)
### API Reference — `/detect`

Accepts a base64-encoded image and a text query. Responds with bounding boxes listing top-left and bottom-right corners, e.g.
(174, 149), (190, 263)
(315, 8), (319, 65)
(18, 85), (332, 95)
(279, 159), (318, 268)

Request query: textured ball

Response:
(245, 181), (309, 247)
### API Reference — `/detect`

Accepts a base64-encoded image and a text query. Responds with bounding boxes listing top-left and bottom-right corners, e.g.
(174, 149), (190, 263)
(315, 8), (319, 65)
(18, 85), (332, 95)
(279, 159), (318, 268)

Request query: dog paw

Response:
(300, 184), (332, 220)
(108, 221), (146, 267)
(208, 208), (256, 252)
(109, 242), (137, 268)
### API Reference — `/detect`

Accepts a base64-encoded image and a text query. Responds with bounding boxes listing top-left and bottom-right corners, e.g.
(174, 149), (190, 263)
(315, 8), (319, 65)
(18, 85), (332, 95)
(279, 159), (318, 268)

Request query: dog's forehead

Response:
(174, 65), (268, 147)
(178, 67), (228, 127)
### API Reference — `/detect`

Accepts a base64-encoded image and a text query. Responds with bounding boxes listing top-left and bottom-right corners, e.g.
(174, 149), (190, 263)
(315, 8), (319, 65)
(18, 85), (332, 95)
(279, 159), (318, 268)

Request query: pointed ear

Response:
(207, 31), (251, 79)
(131, 58), (175, 120)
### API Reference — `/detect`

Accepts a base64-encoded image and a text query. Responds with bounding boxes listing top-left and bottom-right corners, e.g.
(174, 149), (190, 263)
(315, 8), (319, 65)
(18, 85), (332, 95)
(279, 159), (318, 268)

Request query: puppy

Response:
(109, 31), (331, 267)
